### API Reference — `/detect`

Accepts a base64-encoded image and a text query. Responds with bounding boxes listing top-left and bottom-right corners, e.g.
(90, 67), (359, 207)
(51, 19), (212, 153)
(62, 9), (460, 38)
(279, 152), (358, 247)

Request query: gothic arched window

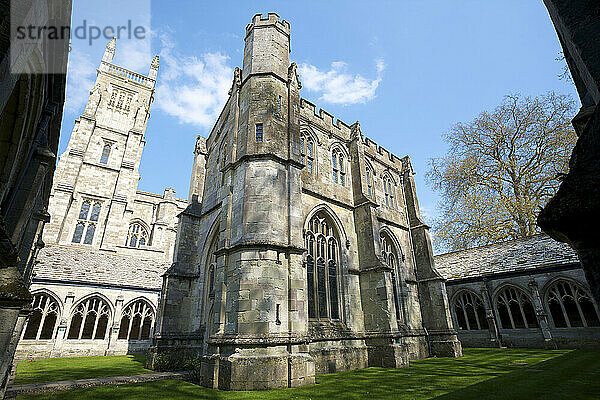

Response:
(118, 299), (155, 340)
(383, 175), (396, 208)
(22, 293), (60, 340)
(305, 212), (340, 320)
(546, 280), (600, 328)
(366, 164), (374, 199)
(127, 222), (149, 248)
(495, 286), (538, 329)
(300, 134), (315, 174)
(100, 143), (111, 164)
(72, 200), (101, 245)
(453, 291), (489, 331)
(332, 149), (347, 186)
(67, 297), (111, 340)
(381, 232), (404, 324)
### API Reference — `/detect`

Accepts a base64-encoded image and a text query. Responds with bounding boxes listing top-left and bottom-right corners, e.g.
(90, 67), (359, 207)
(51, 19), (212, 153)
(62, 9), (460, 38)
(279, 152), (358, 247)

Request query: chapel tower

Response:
(152, 14), (461, 391)
(156, 13), (312, 389)
(43, 38), (159, 251)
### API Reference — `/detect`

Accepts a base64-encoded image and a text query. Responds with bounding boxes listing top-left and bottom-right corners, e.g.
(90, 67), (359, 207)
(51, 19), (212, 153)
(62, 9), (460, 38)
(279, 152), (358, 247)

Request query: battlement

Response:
(299, 97), (406, 169)
(246, 13), (290, 36)
(363, 136), (405, 167)
(299, 98), (352, 136)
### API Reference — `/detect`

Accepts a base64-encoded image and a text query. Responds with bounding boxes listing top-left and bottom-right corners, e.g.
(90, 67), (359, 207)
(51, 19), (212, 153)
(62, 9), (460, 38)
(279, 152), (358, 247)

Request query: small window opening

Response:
(256, 124), (263, 142)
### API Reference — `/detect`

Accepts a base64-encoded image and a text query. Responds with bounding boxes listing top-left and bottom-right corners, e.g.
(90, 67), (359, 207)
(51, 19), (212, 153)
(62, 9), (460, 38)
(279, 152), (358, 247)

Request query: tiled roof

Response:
(434, 235), (579, 281)
(33, 246), (170, 290)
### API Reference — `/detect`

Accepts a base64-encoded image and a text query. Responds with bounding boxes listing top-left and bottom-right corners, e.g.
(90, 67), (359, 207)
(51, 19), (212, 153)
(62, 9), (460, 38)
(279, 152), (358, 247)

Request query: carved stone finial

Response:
(151, 55), (159, 69)
(288, 62), (301, 89)
(229, 67), (242, 95)
(195, 135), (208, 155)
(350, 120), (362, 140)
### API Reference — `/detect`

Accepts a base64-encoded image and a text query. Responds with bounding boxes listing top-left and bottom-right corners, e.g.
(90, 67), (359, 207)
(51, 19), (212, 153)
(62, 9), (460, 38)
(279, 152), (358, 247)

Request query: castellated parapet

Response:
(299, 98), (407, 169)
(246, 13), (291, 35)
(151, 13), (461, 391)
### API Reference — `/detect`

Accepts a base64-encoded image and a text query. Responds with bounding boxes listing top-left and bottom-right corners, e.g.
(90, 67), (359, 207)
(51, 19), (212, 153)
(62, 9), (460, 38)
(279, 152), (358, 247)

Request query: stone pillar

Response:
(51, 292), (75, 358)
(107, 296), (124, 355)
(528, 280), (555, 348)
(480, 282), (501, 347)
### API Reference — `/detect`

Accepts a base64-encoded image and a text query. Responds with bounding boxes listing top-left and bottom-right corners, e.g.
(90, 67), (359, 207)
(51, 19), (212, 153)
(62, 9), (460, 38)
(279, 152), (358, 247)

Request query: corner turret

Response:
(242, 13), (291, 82)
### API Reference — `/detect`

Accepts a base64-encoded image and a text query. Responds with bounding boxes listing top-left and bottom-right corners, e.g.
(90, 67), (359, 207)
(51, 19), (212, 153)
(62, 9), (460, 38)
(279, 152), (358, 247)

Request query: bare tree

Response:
(428, 92), (578, 251)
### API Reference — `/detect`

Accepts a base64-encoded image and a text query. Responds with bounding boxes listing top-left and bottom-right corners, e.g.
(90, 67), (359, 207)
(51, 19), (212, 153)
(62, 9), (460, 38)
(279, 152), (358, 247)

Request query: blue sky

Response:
(61, 0), (578, 232)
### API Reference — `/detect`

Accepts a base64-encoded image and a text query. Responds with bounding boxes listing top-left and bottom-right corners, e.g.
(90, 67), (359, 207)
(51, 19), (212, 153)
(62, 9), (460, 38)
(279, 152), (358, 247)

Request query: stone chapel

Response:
(149, 13), (461, 391)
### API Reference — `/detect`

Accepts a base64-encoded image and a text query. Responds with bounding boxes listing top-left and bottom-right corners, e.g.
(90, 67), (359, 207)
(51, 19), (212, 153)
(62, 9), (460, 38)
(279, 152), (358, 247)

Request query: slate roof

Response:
(434, 235), (580, 281)
(33, 246), (170, 290)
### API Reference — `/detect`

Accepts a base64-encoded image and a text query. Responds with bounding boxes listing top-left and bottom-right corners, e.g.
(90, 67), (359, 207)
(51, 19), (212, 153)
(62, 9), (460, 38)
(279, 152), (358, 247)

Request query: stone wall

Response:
(13, 39), (185, 363)
(151, 13), (460, 391)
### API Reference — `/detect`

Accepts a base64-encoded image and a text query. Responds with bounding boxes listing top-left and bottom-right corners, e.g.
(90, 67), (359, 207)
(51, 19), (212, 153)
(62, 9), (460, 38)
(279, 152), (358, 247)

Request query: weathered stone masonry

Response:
(150, 13), (461, 391)
(14, 39), (186, 361)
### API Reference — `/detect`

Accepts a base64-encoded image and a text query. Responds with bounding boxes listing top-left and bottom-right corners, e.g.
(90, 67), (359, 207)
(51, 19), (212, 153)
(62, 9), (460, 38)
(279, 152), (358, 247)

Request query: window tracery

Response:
(383, 175), (396, 208)
(381, 232), (403, 323)
(306, 212), (340, 320)
(332, 149), (347, 186)
(118, 299), (154, 340)
(67, 297), (111, 340)
(126, 222), (149, 248)
(72, 200), (101, 245)
(366, 165), (374, 198)
(107, 89), (133, 115)
(300, 134), (315, 174)
(546, 280), (600, 328)
(453, 291), (489, 330)
(495, 286), (538, 329)
(22, 293), (60, 340)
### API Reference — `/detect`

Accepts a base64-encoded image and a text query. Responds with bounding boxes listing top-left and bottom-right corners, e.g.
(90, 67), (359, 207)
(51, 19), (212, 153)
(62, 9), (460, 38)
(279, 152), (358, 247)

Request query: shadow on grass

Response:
(18, 349), (600, 400)
(433, 350), (600, 400)
(13, 354), (151, 385)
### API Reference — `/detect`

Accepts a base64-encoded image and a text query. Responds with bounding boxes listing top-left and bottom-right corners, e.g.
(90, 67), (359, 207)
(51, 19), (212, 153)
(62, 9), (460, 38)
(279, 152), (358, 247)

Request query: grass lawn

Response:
(16, 348), (600, 399)
(13, 354), (151, 385)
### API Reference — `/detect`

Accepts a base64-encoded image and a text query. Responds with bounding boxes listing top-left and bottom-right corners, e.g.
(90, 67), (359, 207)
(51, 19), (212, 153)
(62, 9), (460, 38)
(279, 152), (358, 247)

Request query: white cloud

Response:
(298, 58), (386, 105)
(64, 50), (96, 114)
(115, 38), (152, 73)
(154, 30), (233, 128)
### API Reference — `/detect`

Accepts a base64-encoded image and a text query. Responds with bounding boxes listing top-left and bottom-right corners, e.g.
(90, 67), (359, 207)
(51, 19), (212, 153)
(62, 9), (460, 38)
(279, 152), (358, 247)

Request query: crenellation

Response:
(318, 109), (335, 127)
(246, 13), (291, 36)
(300, 98), (316, 114)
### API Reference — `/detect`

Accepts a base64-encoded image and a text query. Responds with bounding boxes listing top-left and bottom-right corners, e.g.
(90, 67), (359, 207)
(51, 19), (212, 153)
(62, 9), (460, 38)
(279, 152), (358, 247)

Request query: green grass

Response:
(16, 349), (600, 399)
(13, 354), (151, 385)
